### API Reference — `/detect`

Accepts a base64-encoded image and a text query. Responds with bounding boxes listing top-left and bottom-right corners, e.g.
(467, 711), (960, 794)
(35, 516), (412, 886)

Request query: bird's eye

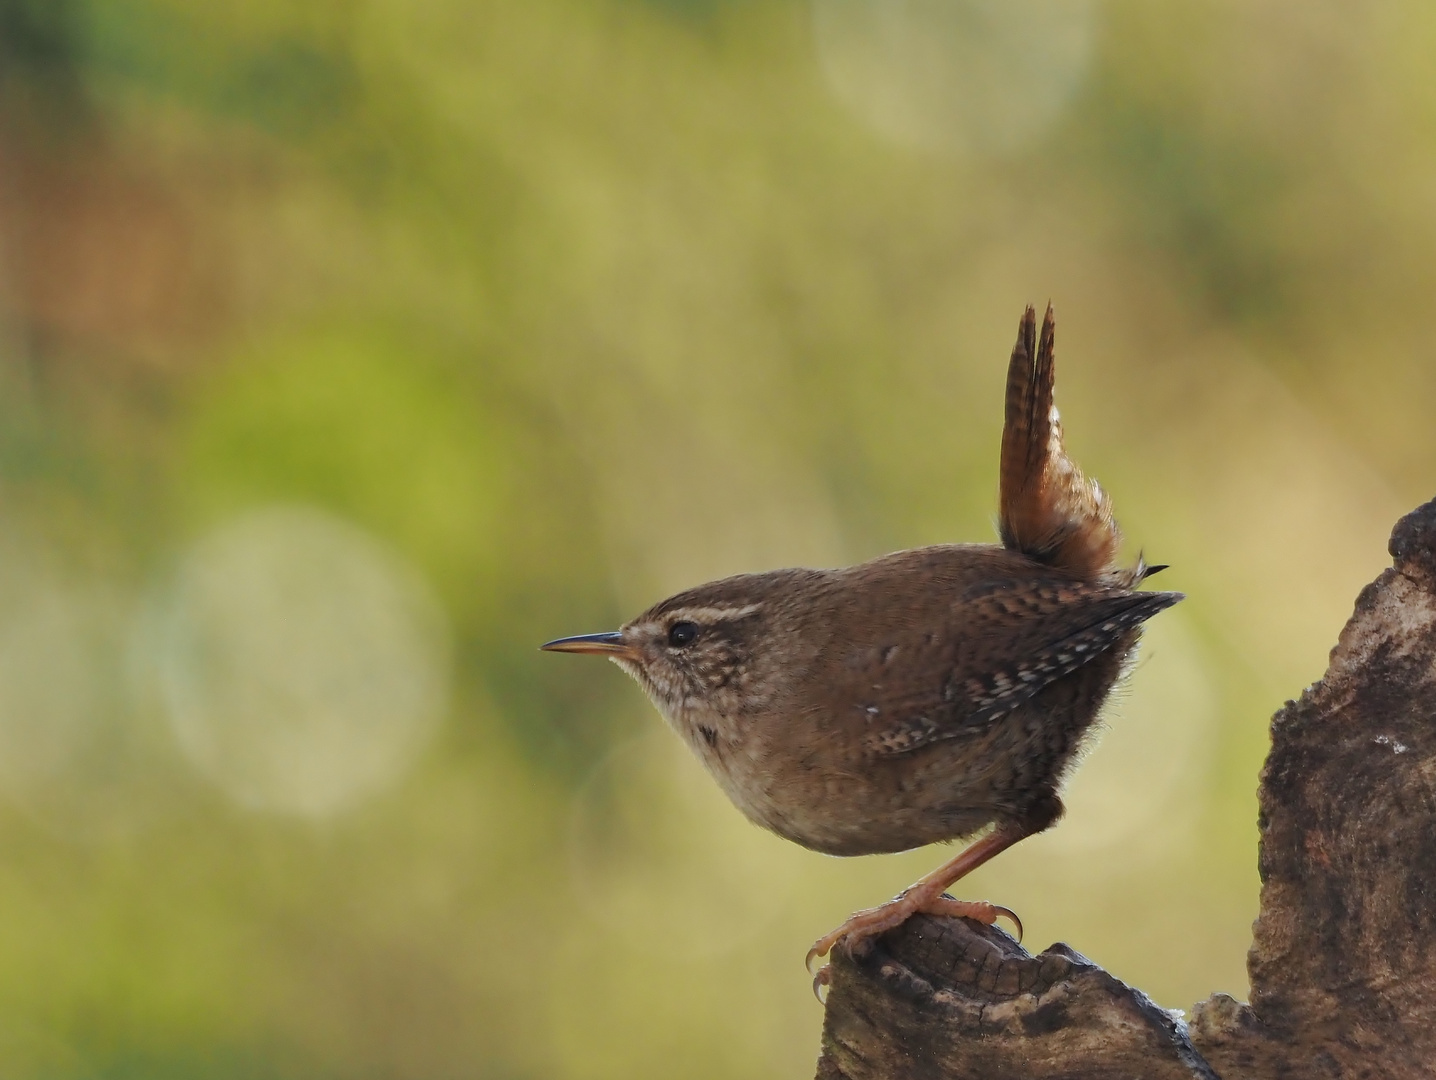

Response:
(667, 621), (699, 648)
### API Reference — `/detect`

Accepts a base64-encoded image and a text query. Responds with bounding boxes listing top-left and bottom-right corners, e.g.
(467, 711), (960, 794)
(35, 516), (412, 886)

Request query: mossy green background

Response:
(0, 0), (1431, 1075)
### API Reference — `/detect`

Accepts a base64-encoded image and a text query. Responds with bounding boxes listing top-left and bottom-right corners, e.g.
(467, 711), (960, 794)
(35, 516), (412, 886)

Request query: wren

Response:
(543, 305), (1181, 987)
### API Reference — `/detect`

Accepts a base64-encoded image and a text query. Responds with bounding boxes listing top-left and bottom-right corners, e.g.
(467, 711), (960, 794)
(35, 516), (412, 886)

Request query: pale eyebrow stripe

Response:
(661, 604), (762, 624)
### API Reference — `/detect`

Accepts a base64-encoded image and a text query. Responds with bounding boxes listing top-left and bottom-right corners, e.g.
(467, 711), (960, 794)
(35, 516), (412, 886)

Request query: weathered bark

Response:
(815, 496), (1436, 1079)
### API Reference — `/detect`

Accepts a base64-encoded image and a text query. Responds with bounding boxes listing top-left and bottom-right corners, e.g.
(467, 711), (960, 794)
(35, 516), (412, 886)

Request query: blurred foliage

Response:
(0, 0), (1431, 1076)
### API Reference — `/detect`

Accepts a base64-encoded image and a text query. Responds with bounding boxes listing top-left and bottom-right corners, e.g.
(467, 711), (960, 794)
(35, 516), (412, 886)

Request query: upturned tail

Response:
(999, 304), (1151, 586)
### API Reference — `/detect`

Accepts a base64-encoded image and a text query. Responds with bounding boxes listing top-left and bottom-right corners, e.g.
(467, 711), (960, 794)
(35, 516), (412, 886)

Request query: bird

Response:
(542, 304), (1181, 991)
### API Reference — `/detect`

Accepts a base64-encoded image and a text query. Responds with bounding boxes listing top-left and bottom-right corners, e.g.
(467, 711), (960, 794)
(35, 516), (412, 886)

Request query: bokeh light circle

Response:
(156, 505), (448, 817)
(813, 0), (1097, 157)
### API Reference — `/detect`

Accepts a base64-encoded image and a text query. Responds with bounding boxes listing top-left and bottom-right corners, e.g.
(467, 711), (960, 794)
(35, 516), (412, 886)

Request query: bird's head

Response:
(541, 569), (827, 731)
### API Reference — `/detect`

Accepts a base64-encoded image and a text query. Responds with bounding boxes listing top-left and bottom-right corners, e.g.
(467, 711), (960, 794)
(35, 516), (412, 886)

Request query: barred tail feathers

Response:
(998, 304), (1123, 582)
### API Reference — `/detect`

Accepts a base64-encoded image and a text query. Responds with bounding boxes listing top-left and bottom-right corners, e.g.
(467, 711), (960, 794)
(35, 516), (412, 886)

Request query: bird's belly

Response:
(699, 731), (999, 857)
(696, 685), (1111, 857)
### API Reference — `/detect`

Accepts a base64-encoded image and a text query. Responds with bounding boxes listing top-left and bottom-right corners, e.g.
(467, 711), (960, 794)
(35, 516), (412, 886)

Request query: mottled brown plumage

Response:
(542, 304), (1180, 986)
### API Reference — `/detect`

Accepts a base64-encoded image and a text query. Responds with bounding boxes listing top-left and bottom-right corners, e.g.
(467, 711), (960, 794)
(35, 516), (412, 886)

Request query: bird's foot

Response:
(805, 888), (1021, 997)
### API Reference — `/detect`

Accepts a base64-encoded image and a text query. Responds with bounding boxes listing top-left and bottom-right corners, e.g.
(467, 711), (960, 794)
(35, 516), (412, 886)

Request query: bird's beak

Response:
(540, 631), (637, 660)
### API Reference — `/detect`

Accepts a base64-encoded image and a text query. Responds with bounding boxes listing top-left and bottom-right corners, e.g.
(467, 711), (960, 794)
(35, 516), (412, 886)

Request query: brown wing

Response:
(855, 581), (1182, 757)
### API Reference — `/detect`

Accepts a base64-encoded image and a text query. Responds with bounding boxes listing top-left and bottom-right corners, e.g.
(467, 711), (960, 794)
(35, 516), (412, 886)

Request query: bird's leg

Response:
(806, 824), (1029, 981)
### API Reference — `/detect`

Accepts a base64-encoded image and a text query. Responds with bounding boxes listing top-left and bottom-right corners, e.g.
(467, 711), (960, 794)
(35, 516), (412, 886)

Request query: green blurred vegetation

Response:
(0, 0), (1431, 1076)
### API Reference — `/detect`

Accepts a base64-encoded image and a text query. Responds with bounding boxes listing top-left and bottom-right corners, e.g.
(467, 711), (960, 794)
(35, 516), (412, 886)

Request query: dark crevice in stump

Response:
(815, 495), (1436, 1079)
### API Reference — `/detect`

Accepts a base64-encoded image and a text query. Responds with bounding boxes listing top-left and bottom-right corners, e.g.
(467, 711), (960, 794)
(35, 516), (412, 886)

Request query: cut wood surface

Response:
(815, 496), (1436, 1079)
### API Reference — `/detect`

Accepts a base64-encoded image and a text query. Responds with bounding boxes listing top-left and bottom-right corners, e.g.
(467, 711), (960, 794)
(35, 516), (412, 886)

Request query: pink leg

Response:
(806, 825), (1029, 982)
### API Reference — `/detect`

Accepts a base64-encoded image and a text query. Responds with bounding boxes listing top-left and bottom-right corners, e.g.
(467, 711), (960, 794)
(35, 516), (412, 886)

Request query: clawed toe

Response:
(927, 895), (1024, 943)
(805, 944), (824, 976)
(804, 892), (1024, 994)
(811, 963), (832, 1002)
(803, 892), (921, 983)
(993, 904), (1023, 942)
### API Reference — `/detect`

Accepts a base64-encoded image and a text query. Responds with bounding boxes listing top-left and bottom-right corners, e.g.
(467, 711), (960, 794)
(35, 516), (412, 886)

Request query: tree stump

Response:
(815, 496), (1436, 1079)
